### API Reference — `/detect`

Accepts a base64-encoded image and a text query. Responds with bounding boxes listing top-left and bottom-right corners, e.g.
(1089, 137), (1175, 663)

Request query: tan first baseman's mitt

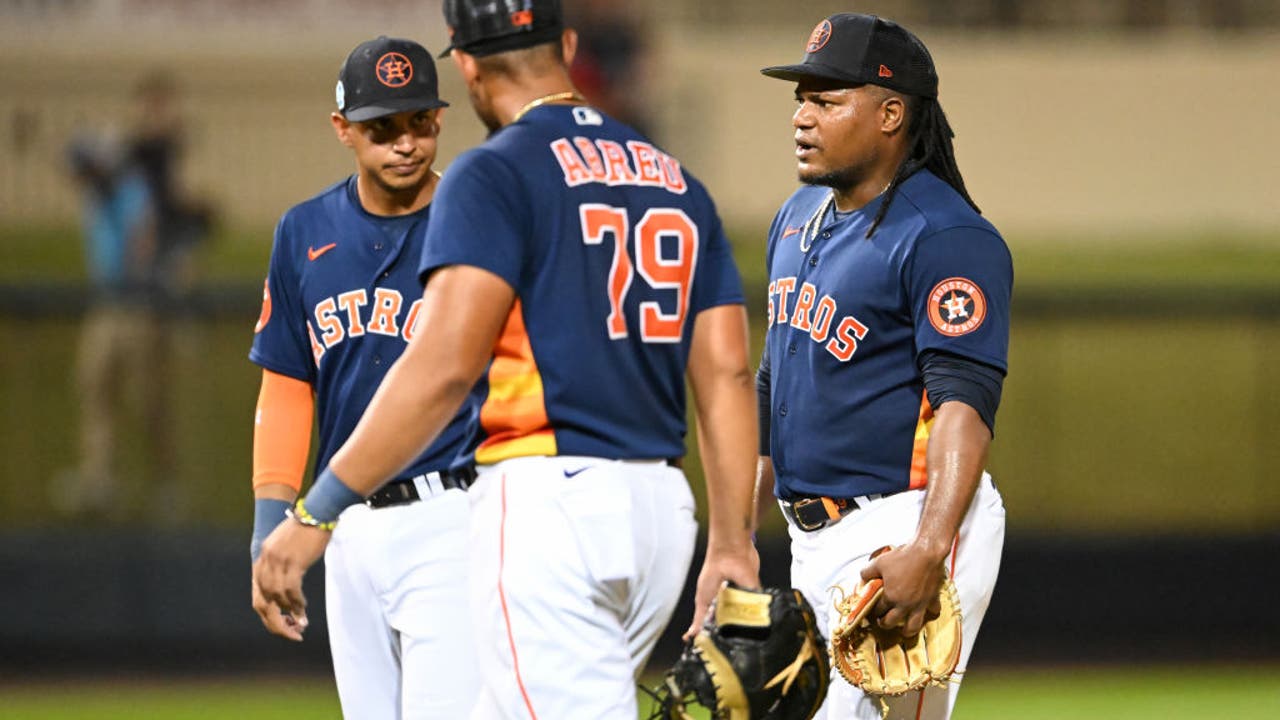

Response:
(829, 568), (962, 712)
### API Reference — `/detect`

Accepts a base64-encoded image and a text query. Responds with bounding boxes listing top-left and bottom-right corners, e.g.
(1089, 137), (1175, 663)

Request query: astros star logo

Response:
(942, 292), (971, 321)
(927, 278), (987, 337)
(806, 19), (832, 53)
(376, 52), (413, 88)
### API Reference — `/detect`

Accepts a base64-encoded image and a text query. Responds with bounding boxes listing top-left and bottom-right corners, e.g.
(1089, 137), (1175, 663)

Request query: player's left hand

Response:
(859, 543), (947, 638)
(252, 517), (332, 635)
(684, 540), (761, 641)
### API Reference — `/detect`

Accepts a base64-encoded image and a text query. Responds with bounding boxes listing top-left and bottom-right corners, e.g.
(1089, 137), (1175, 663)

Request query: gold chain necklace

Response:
(513, 91), (585, 122)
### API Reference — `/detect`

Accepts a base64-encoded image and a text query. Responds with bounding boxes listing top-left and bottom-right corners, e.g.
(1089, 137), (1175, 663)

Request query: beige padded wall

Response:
(652, 29), (1280, 239)
(2, 27), (1278, 240)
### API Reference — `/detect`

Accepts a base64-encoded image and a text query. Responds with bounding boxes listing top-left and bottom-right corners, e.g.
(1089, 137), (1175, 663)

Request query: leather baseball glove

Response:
(829, 564), (962, 713)
(646, 583), (829, 720)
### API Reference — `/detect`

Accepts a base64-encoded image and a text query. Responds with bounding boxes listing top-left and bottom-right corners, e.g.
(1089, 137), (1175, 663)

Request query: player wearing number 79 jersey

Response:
(416, 45), (760, 720)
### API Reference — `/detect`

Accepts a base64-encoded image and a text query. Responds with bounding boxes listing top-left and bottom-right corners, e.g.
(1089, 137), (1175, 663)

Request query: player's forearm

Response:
(912, 400), (991, 561)
(688, 305), (757, 547)
(252, 369), (314, 494)
(251, 370), (313, 559)
(327, 265), (513, 496)
(754, 456), (776, 533)
(697, 401), (756, 546)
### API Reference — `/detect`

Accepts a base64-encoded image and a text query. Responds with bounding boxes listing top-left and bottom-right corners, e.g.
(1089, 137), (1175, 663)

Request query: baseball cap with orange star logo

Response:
(336, 36), (449, 122)
(761, 13), (939, 99)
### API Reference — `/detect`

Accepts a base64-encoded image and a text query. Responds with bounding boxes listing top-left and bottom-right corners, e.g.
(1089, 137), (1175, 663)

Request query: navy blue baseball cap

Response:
(762, 13), (939, 98)
(336, 36), (449, 122)
(438, 0), (564, 58)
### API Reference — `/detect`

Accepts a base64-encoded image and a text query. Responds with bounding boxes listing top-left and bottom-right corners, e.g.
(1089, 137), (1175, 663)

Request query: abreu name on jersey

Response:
(549, 132), (686, 194)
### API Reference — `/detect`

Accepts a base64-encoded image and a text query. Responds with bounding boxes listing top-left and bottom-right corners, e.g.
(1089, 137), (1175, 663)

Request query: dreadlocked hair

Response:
(865, 95), (980, 238)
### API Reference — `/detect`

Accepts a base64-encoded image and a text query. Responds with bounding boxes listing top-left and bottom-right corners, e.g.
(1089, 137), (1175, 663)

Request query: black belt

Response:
(781, 496), (862, 532)
(366, 465), (477, 509)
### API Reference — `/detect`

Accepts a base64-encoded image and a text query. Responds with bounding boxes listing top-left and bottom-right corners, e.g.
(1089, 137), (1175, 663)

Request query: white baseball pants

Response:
(466, 456), (698, 720)
(786, 473), (1006, 720)
(324, 482), (479, 719)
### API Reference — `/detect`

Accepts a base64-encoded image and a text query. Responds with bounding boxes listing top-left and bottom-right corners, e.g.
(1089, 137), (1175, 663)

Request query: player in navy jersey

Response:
(254, 2), (760, 718)
(758, 14), (1012, 720)
(247, 37), (479, 718)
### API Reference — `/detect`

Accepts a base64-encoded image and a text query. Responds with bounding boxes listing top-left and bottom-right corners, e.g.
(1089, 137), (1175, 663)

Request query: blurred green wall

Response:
(3, 225), (1277, 535)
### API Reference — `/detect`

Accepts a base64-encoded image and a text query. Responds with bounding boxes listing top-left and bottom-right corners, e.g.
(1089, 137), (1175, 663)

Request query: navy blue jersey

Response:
(250, 176), (477, 478)
(419, 104), (744, 464)
(763, 170), (1012, 499)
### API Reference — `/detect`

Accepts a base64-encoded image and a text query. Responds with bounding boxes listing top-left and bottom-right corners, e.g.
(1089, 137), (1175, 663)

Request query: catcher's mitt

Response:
(829, 558), (962, 715)
(646, 583), (829, 720)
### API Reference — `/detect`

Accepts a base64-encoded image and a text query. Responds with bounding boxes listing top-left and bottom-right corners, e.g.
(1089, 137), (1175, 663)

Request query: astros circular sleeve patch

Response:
(927, 277), (986, 337)
(254, 278), (272, 333)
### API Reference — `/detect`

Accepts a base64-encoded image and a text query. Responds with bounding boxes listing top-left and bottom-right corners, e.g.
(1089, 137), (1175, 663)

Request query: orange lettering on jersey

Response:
(307, 322), (326, 366)
(367, 288), (403, 337)
(627, 141), (664, 187)
(401, 297), (424, 342)
(336, 289), (368, 338)
(767, 281), (776, 327)
(789, 282), (817, 332)
(773, 277), (797, 324)
(314, 297), (344, 348)
(573, 137), (609, 181)
(550, 138), (593, 186)
(635, 208), (698, 343)
(809, 295), (838, 342)
(660, 154), (687, 194)
(825, 315), (869, 362)
(596, 140), (638, 185)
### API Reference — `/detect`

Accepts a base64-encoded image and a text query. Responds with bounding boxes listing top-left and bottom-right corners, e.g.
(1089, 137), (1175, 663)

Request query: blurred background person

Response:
(128, 72), (182, 259)
(128, 70), (213, 297)
(54, 128), (167, 519)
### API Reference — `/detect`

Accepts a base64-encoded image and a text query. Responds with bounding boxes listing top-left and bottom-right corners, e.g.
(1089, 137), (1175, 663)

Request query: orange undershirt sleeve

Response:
(252, 368), (315, 492)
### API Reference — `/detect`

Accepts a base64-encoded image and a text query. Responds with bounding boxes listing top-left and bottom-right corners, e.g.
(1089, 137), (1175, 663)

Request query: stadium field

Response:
(2, 666), (1277, 719)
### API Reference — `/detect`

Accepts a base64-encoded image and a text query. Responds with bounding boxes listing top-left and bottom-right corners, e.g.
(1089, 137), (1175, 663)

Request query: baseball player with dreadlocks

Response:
(756, 14), (1012, 720)
(248, 37), (480, 718)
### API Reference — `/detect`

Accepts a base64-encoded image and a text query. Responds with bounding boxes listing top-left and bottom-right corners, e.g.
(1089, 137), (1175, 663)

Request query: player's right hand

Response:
(253, 518), (331, 638)
(684, 540), (761, 641)
(251, 568), (306, 641)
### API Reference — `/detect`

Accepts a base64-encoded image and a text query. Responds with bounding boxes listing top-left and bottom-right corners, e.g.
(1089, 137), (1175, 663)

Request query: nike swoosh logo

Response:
(781, 226), (802, 238)
(307, 243), (337, 261)
(563, 466), (593, 479)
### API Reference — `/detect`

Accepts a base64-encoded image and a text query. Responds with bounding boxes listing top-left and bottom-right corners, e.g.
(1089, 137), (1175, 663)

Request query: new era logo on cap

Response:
(337, 36), (448, 122)
(762, 13), (939, 99)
